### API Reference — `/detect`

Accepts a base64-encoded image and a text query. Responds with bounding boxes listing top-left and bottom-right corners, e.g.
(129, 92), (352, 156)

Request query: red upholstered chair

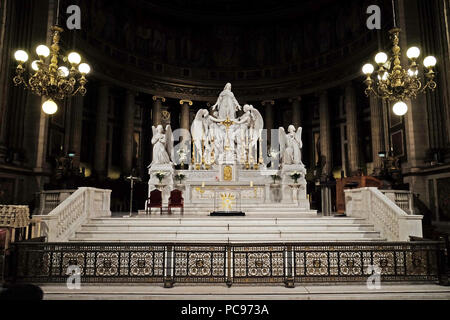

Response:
(168, 189), (184, 215)
(146, 189), (162, 215)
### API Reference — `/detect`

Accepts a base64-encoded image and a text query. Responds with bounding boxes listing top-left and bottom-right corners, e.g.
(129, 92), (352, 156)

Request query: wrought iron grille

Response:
(4, 241), (448, 287)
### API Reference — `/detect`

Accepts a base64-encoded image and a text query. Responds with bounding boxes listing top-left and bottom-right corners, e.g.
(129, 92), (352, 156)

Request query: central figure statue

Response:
(211, 83), (242, 120)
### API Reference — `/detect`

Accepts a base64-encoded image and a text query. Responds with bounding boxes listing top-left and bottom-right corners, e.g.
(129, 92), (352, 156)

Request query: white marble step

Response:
(90, 217), (365, 225)
(80, 224), (375, 232)
(72, 218), (383, 242)
(141, 209), (317, 216)
(139, 204), (317, 216)
(73, 230), (381, 239)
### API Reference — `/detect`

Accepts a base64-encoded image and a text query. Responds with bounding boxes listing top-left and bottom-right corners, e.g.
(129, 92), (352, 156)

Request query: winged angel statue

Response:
(279, 125), (303, 165)
(236, 104), (264, 149)
(151, 124), (173, 165)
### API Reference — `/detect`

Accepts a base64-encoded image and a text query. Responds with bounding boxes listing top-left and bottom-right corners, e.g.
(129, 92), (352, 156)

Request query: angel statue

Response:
(151, 125), (173, 165)
(236, 104), (264, 148)
(211, 83), (242, 120)
(279, 125), (303, 165)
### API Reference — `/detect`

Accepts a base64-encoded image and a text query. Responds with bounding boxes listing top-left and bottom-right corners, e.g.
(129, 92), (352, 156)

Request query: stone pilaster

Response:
(289, 97), (302, 128)
(319, 91), (332, 175)
(262, 100), (275, 146)
(69, 95), (84, 168)
(94, 83), (109, 177)
(345, 83), (359, 175)
(152, 96), (165, 126)
(122, 90), (136, 175)
(370, 95), (383, 171)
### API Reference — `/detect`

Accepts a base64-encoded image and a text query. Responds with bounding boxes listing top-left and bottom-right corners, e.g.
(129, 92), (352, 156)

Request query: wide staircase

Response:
(70, 215), (385, 242)
(32, 187), (424, 243)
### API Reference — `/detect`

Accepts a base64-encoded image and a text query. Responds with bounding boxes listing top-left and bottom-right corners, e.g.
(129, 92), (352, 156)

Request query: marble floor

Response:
(41, 284), (450, 300)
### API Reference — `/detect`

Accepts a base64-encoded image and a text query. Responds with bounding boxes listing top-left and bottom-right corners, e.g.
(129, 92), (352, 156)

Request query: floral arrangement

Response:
(155, 171), (166, 184)
(174, 173), (186, 184)
(290, 171), (302, 184)
(270, 174), (281, 184)
(177, 148), (187, 161)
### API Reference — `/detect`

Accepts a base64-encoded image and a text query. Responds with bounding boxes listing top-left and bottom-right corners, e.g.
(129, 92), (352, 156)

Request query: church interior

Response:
(0, 0), (450, 300)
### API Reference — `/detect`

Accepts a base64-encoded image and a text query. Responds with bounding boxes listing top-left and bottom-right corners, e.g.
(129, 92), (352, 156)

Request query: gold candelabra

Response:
(13, 25), (90, 115)
(362, 1), (437, 116)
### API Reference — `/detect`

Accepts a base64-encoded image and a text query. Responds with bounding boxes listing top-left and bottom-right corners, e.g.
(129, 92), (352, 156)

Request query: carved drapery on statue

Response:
(279, 125), (303, 165)
(151, 125), (173, 165)
(190, 84), (264, 168)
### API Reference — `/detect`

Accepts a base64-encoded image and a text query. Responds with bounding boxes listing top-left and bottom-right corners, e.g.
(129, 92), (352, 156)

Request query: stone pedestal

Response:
(280, 164), (308, 208)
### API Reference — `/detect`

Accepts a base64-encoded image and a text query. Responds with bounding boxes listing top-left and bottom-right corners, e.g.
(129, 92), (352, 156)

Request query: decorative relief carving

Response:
(223, 166), (232, 181)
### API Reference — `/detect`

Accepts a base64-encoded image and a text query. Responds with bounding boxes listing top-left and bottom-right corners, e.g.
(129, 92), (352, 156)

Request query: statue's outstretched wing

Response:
(295, 127), (303, 149)
(191, 109), (204, 141)
(165, 125), (174, 161)
(151, 125), (157, 144)
(250, 106), (264, 147)
(278, 127), (287, 162)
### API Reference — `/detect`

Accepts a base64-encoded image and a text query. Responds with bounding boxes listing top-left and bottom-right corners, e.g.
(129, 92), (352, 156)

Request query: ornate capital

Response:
(179, 99), (193, 106)
(152, 95), (166, 102)
(261, 100), (275, 106)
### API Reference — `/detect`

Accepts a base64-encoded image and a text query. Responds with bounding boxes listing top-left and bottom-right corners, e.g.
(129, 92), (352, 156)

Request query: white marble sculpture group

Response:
(147, 83), (308, 211)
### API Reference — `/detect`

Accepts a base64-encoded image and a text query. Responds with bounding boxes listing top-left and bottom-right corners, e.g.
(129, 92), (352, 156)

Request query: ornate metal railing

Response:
(4, 241), (448, 287)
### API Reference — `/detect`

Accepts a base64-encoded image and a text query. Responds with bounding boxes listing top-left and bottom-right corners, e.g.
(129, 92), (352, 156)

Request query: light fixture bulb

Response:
(423, 56), (437, 68)
(408, 69), (418, 77)
(393, 101), (408, 116)
(377, 72), (389, 81)
(362, 63), (374, 75)
(375, 52), (388, 65)
(58, 66), (69, 78)
(67, 52), (81, 65)
(42, 99), (58, 115)
(14, 50), (28, 63)
(78, 63), (91, 74)
(31, 60), (40, 71)
(36, 45), (50, 57)
(406, 47), (420, 59)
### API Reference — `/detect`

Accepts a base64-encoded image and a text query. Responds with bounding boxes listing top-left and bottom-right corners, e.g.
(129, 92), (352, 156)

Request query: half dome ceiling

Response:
(138, 0), (336, 23)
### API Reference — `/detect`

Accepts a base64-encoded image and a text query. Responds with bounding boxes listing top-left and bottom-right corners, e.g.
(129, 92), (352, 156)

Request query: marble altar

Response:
(146, 83), (309, 212)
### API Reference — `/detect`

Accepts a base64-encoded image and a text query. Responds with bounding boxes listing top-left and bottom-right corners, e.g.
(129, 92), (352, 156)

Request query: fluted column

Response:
(152, 96), (165, 126)
(345, 83), (359, 175)
(94, 83), (109, 177)
(122, 90), (136, 175)
(289, 97), (302, 128)
(262, 100), (275, 146)
(69, 95), (84, 168)
(319, 91), (332, 175)
(180, 99), (193, 142)
(370, 95), (383, 171)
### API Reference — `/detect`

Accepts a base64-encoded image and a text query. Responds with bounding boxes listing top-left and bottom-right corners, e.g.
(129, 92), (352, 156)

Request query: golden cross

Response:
(221, 117), (234, 129)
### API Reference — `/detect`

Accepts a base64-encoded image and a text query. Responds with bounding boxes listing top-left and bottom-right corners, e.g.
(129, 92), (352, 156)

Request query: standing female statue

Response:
(211, 83), (242, 120)
(151, 125), (173, 165)
(279, 125), (303, 165)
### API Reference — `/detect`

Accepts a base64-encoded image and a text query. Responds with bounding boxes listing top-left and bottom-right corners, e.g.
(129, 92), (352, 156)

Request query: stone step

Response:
(74, 215), (384, 243)
(72, 230), (382, 241)
(80, 224), (375, 232)
(89, 217), (365, 225)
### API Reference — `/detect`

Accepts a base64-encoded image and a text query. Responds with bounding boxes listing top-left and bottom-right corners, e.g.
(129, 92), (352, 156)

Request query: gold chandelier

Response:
(362, 0), (437, 116)
(13, 24), (90, 115)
